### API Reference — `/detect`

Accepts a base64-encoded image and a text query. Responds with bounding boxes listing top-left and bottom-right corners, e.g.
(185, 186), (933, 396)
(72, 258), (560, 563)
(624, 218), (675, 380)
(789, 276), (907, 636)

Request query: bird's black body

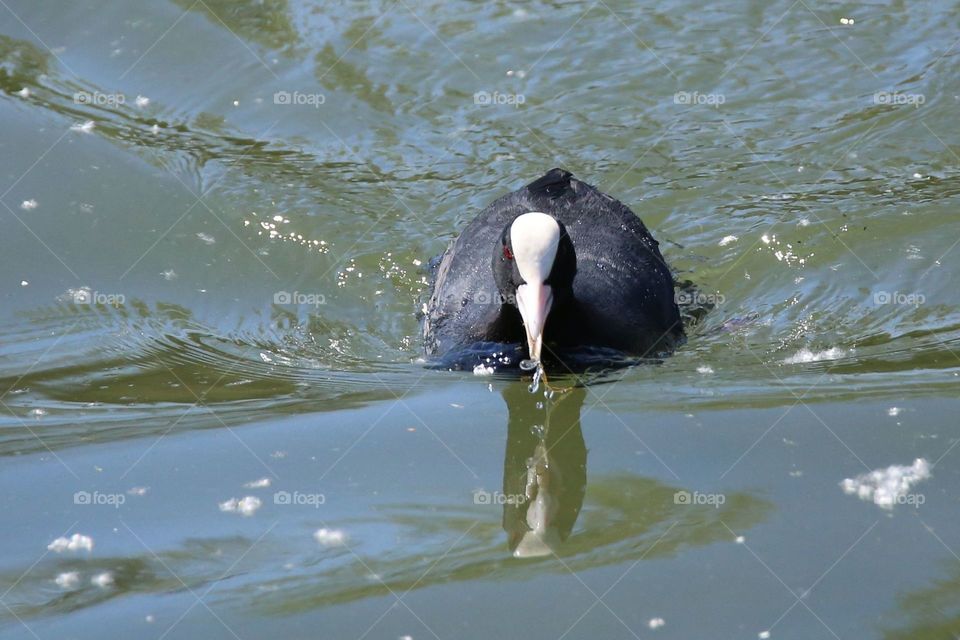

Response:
(423, 168), (683, 369)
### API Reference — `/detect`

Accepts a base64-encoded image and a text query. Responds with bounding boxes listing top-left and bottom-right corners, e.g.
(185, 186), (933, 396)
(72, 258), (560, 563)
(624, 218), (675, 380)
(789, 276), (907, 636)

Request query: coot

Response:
(423, 168), (683, 369)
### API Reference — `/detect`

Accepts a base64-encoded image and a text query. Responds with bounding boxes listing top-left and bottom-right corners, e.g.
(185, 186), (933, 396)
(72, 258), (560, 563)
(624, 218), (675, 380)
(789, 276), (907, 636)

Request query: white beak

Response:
(516, 283), (553, 362)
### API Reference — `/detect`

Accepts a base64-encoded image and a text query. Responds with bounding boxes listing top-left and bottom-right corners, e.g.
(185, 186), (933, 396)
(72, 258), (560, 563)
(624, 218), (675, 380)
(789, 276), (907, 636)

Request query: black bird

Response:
(423, 168), (683, 369)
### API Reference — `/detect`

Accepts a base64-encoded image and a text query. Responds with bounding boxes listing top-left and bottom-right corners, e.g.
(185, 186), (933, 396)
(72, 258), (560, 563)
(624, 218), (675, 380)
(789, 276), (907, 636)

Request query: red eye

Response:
(502, 245), (514, 260)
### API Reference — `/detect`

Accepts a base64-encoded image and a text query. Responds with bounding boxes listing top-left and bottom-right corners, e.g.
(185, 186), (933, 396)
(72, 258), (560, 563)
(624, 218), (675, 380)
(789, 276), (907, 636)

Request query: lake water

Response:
(2, 1), (959, 638)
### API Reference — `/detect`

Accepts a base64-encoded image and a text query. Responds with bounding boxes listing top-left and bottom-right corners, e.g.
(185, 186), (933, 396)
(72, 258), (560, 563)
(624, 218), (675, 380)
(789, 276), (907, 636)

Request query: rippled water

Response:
(2, 1), (959, 639)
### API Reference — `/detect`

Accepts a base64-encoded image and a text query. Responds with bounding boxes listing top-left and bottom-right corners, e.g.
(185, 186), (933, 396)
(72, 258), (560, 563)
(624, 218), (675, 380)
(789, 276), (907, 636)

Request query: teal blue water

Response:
(2, 1), (960, 638)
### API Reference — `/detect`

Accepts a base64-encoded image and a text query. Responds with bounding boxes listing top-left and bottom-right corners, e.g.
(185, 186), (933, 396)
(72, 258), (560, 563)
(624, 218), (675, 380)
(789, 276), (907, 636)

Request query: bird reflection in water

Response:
(500, 381), (587, 558)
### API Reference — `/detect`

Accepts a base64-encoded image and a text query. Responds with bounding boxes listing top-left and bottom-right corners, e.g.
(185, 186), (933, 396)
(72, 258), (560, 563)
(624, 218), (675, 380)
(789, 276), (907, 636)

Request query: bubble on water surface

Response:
(91, 572), (114, 588)
(20, 199), (37, 210)
(71, 120), (95, 134)
(244, 478), (271, 488)
(55, 571), (80, 588)
(840, 458), (929, 509)
(782, 347), (846, 364)
(219, 496), (261, 516)
(314, 528), (347, 546)
(48, 533), (94, 553)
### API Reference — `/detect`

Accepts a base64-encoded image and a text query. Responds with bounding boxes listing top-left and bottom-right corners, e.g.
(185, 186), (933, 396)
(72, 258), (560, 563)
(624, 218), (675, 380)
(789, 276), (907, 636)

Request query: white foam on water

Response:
(696, 365), (714, 374)
(127, 486), (149, 496)
(135, 95), (150, 108)
(887, 407), (901, 417)
(219, 496), (261, 516)
(48, 533), (94, 553)
(71, 120), (95, 133)
(473, 364), (495, 376)
(840, 458), (930, 509)
(314, 528), (347, 546)
(782, 347), (846, 364)
(648, 618), (665, 629)
(719, 235), (738, 246)
(20, 199), (37, 210)
(91, 571), (114, 588)
(55, 571), (80, 588)
(244, 478), (271, 489)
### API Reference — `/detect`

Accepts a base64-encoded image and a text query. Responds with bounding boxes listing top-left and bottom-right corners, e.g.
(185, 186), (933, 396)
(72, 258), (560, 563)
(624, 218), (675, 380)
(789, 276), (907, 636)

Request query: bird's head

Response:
(492, 212), (577, 362)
